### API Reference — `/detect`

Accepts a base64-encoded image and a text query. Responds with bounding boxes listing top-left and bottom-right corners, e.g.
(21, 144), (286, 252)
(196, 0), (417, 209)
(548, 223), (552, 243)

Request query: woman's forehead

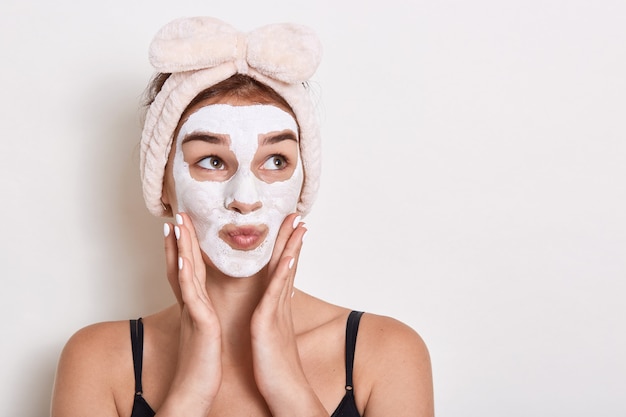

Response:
(179, 94), (295, 128)
(179, 104), (298, 137)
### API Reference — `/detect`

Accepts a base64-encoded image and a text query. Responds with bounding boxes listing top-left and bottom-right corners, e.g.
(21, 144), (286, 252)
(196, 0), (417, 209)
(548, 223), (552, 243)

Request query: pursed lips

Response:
(218, 224), (269, 251)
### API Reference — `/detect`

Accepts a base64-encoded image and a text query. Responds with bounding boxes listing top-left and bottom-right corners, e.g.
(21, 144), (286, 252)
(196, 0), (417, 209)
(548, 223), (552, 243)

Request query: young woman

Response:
(51, 17), (433, 417)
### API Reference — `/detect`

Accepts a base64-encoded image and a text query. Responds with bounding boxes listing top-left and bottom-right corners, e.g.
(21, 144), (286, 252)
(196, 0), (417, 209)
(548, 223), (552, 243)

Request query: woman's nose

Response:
(224, 170), (262, 214)
(227, 199), (262, 214)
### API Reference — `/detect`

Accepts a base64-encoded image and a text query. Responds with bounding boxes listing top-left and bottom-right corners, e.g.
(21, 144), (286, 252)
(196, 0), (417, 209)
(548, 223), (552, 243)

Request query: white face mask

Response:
(172, 104), (303, 277)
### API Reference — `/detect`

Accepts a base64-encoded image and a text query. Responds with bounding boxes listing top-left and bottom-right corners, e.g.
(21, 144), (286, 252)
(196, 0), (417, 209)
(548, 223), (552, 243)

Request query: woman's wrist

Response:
(264, 383), (329, 417)
(155, 388), (214, 417)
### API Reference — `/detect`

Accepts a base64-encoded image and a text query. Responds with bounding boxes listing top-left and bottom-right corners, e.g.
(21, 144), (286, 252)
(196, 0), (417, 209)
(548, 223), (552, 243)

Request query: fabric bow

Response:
(149, 16), (322, 84)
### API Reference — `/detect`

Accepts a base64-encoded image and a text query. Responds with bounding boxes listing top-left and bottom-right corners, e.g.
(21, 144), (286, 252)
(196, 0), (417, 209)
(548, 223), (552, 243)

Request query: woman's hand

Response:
(157, 213), (222, 417)
(250, 214), (328, 417)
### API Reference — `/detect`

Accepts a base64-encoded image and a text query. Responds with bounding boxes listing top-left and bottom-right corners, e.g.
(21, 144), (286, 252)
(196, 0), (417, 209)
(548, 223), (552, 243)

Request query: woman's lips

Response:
(219, 224), (269, 251)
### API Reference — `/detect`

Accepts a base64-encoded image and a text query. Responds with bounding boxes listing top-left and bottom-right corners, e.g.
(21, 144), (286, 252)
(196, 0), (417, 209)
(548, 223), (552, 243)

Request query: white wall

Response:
(1, 0), (624, 416)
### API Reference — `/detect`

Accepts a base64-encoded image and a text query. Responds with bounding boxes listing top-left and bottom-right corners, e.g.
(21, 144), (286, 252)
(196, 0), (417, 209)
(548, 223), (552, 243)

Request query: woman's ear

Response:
(161, 149), (177, 216)
(160, 175), (175, 217)
(160, 185), (175, 217)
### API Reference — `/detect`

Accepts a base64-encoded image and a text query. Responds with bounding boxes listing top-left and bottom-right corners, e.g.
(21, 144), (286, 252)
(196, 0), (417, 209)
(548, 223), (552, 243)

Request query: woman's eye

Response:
(197, 156), (225, 170)
(262, 155), (287, 170)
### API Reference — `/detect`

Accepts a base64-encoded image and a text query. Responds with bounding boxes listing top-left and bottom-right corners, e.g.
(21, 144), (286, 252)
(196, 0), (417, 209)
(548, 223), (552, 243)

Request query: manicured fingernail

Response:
(302, 230), (308, 243)
(292, 215), (301, 229)
(175, 213), (183, 225)
(288, 258), (295, 269)
(178, 257), (183, 270)
(174, 226), (180, 240)
(163, 223), (170, 237)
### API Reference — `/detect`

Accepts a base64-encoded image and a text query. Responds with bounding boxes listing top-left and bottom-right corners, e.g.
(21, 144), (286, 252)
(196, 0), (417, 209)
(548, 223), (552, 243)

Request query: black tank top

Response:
(129, 311), (364, 417)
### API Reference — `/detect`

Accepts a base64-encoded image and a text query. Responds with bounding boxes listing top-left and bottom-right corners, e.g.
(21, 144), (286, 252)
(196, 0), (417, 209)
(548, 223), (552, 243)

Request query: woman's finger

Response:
(268, 213), (302, 273)
(176, 212), (207, 284)
(280, 224), (307, 298)
(261, 256), (293, 304)
(177, 256), (205, 310)
(164, 222), (183, 307)
(174, 220), (209, 303)
(266, 224), (307, 302)
(175, 216), (219, 330)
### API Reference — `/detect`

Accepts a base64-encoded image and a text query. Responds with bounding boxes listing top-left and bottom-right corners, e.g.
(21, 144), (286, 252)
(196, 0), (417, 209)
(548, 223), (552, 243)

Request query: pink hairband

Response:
(140, 16), (323, 217)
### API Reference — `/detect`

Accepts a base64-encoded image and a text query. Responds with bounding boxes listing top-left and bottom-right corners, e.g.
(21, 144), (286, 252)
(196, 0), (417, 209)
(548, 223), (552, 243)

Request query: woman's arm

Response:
(155, 215), (223, 417)
(250, 214), (329, 417)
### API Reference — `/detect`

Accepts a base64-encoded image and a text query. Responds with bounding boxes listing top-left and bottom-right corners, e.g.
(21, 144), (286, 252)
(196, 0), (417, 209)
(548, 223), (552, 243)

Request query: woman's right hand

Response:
(158, 212), (222, 417)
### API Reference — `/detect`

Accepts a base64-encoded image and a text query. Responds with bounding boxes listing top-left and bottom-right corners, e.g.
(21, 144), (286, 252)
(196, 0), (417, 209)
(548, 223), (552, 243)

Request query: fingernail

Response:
(174, 226), (180, 240)
(292, 215), (301, 229)
(176, 213), (183, 225)
(302, 230), (308, 243)
(178, 257), (183, 270)
(288, 258), (295, 269)
(163, 223), (170, 237)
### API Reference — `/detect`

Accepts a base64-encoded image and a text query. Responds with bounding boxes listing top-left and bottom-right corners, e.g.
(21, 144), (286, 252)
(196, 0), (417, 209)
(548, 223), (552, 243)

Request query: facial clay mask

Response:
(173, 104), (303, 277)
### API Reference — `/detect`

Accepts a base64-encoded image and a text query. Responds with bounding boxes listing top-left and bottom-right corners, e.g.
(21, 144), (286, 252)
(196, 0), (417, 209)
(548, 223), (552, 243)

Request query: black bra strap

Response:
(130, 318), (144, 395)
(131, 313), (364, 395)
(344, 311), (364, 390)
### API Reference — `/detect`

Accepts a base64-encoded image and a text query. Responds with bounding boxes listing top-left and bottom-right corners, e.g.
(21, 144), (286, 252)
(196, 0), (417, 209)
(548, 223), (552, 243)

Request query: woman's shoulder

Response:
(299, 293), (429, 352)
(51, 319), (136, 415)
(54, 319), (138, 391)
(60, 304), (178, 355)
(299, 294), (430, 372)
(358, 312), (430, 357)
(355, 312), (432, 383)
(298, 293), (429, 352)
(355, 312), (434, 415)
(60, 319), (133, 361)
(300, 297), (434, 415)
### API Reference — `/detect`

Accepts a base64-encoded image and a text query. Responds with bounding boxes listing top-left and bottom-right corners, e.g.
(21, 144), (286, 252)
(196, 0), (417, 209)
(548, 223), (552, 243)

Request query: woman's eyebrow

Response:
(261, 131), (298, 145)
(181, 133), (228, 145)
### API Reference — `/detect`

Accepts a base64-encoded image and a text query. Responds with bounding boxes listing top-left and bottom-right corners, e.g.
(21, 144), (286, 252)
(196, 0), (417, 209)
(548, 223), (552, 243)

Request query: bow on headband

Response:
(141, 16), (323, 219)
(149, 16), (322, 84)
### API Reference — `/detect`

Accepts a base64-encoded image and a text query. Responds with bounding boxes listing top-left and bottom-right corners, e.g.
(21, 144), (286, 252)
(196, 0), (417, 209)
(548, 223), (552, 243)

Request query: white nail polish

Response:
(288, 258), (295, 269)
(174, 226), (180, 240)
(176, 213), (183, 225)
(302, 230), (308, 243)
(292, 215), (301, 229)
(178, 257), (183, 270)
(163, 223), (170, 237)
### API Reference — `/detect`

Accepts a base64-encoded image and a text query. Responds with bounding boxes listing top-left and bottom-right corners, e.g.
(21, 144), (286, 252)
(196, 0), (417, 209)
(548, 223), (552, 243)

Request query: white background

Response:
(1, 1), (624, 416)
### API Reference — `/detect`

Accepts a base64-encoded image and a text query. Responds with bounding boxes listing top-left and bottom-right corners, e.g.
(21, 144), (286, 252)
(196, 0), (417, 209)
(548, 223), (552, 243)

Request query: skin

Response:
(50, 95), (434, 417)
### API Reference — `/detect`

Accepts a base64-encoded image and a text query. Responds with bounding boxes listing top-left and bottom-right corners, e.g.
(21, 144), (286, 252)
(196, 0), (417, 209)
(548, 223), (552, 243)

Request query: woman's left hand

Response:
(250, 214), (327, 417)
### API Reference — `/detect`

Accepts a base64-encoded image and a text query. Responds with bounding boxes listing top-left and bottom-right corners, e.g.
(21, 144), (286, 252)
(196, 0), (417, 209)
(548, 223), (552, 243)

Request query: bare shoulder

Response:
(57, 320), (132, 373)
(358, 313), (430, 362)
(66, 319), (130, 347)
(355, 313), (434, 417)
(51, 320), (133, 417)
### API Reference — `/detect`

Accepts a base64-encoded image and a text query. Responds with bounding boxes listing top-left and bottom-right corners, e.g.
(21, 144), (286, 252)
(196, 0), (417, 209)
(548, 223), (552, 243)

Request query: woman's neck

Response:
(203, 265), (271, 357)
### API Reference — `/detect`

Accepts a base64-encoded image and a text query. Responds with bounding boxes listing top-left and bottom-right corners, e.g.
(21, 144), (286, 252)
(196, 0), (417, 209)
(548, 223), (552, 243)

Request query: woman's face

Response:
(164, 98), (303, 277)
